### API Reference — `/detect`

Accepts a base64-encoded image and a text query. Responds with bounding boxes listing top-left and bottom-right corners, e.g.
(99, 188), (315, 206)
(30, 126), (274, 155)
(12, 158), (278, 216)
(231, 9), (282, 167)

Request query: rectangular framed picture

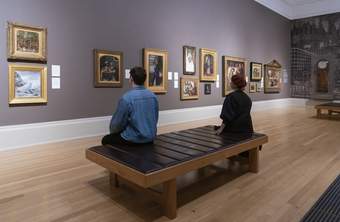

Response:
(264, 60), (282, 93)
(8, 64), (47, 105)
(250, 62), (262, 81)
(7, 22), (47, 62)
(180, 77), (199, 100)
(94, 49), (123, 88)
(143, 48), (168, 93)
(256, 83), (262, 92)
(249, 82), (257, 93)
(183, 46), (196, 75)
(199, 48), (217, 81)
(204, 84), (211, 95)
(222, 56), (246, 96)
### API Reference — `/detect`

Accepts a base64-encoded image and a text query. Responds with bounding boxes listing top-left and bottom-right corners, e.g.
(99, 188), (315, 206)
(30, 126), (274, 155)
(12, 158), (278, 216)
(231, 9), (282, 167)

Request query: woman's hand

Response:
(215, 123), (225, 135)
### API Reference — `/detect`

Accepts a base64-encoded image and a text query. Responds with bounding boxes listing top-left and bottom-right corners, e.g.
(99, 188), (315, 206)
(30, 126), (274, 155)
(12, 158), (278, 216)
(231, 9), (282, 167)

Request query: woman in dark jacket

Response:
(216, 74), (253, 135)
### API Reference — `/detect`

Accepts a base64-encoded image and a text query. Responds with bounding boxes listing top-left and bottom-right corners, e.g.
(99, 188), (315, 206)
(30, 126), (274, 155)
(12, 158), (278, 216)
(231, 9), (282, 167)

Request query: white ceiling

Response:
(255, 0), (340, 20)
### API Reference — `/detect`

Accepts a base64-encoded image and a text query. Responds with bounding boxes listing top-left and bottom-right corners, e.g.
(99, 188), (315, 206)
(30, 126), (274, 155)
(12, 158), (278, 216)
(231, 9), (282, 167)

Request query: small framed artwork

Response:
(250, 62), (262, 81)
(143, 48), (168, 93)
(183, 46), (196, 75)
(7, 22), (47, 62)
(256, 83), (262, 92)
(264, 60), (282, 93)
(94, 49), (123, 88)
(180, 77), (199, 100)
(199, 48), (217, 81)
(249, 82), (257, 93)
(8, 64), (47, 105)
(204, 84), (211, 95)
(222, 56), (246, 96)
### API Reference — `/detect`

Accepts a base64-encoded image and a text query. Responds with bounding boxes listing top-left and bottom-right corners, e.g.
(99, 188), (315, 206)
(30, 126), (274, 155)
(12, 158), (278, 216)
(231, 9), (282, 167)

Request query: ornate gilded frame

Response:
(180, 77), (199, 100)
(222, 56), (246, 96)
(199, 48), (217, 82)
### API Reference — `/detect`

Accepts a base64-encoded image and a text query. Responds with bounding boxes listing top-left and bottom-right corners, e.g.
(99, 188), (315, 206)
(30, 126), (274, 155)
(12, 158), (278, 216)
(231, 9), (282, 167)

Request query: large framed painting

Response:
(143, 48), (168, 93)
(199, 48), (217, 81)
(183, 46), (196, 75)
(94, 49), (123, 88)
(250, 62), (262, 81)
(222, 56), (246, 96)
(7, 22), (47, 62)
(8, 64), (47, 105)
(264, 60), (282, 93)
(180, 77), (199, 100)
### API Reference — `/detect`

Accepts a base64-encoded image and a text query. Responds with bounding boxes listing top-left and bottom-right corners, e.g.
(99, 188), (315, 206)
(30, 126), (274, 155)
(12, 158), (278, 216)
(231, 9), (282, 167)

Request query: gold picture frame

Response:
(180, 77), (199, 100)
(8, 64), (47, 105)
(264, 60), (282, 93)
(94, 49), (123, 88)
(222, 56), (246, 96)
(143, 48), (168, 93)
(199, 48), (217, 82)
(249, 82), (257, 93)
(7, 22), (47, 62)
(250, 62), (263, 81)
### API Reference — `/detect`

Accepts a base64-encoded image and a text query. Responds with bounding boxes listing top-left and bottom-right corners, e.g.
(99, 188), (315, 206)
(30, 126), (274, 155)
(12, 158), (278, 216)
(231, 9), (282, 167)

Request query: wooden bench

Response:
(315, 103), (340, 118)
(86, 125), (268, 219)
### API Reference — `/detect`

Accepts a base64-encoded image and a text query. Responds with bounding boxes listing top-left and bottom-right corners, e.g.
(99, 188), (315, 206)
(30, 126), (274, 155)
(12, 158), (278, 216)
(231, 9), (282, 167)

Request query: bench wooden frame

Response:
(86, 128), (268, 219)
(315, 103), (340, 118)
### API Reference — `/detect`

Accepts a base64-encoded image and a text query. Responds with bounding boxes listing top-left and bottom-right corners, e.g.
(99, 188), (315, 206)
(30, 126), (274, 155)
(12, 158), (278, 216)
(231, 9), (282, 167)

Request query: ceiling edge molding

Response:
(254, 0), (293, 19)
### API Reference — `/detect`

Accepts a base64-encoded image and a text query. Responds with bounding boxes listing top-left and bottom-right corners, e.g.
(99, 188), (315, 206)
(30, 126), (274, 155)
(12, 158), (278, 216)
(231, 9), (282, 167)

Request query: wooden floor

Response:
(1, 106), (340, 222)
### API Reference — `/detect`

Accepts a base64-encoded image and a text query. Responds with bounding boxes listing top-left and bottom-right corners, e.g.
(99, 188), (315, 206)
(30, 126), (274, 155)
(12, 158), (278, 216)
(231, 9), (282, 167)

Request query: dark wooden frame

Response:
(94, 49), (123, 88)
(86, 127), (268, 219)
(250, 62), (262, 81)
(204, 84), (211, 95)
(183, 46), (196, 75)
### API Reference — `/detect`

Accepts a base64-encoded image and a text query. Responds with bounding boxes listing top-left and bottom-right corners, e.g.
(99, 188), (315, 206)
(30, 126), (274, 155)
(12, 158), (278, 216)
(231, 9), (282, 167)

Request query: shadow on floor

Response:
(86, 157), (250, 221)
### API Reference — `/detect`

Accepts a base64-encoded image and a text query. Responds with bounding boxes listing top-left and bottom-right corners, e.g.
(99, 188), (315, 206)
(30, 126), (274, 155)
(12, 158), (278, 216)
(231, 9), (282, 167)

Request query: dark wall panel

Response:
(0, 0), (291, 126)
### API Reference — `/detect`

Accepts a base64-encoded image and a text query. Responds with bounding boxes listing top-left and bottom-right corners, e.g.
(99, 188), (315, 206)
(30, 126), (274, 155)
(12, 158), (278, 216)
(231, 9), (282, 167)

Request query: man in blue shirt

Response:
(102, 67), (159, 146)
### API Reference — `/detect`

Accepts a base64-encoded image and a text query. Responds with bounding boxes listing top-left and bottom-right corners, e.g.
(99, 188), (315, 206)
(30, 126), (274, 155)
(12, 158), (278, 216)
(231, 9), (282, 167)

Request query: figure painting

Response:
(183, 46), (196, 75)
(200, 48), (217, 81)
(181, 77), (199, 100)
(264, 60), (282, 93)
(222, 56), (246, 96)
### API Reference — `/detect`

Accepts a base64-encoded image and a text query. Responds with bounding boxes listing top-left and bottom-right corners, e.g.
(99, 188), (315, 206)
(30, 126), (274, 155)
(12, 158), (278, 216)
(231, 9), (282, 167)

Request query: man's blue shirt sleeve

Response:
(110, 98), (129, 134)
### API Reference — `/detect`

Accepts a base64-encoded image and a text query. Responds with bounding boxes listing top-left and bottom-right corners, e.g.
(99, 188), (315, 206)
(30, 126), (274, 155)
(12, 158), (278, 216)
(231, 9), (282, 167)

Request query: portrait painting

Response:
(180, 77), (199, 100)
(250, 62), (262, 81)
(264, 60), (282, 93)
(199, 48), (217, 81)
(222, 56), (246, 96)
(183, 46), (196, 75)
(249, 82), (257, 93)
(7, 22), (47, 61)
(94, 49), (123, 88)
(8, 64), (47, 105)
(204, 84), (211, 95)
(144, 48), (168, 93)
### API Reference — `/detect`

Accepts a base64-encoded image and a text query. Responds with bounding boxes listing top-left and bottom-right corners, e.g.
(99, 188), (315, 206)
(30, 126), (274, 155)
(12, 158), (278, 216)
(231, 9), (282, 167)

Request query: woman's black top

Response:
(220, 90), (254, 134)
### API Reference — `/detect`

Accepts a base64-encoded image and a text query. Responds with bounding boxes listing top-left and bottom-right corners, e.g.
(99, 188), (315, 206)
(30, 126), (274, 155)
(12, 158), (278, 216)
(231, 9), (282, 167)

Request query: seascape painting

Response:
(15, 71), (41, 98)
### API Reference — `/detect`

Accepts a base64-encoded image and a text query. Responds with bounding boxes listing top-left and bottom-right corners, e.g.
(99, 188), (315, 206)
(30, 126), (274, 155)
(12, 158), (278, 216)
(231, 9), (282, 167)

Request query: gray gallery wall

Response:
(0, 0), (291, 126)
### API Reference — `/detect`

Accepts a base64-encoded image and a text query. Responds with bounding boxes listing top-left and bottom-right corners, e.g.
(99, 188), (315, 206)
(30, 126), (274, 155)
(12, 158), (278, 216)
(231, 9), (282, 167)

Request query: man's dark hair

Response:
(130, 67), (146, 85)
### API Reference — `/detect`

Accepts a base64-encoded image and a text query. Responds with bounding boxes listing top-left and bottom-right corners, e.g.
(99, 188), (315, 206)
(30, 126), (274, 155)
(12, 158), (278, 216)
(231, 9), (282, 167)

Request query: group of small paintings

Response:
(7, 22), (48, 105)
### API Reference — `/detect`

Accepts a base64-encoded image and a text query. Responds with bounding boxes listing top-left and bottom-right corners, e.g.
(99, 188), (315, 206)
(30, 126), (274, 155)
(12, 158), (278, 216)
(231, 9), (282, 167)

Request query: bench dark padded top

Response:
(89, 125), (266, 174)
(317, 103), (340, 107)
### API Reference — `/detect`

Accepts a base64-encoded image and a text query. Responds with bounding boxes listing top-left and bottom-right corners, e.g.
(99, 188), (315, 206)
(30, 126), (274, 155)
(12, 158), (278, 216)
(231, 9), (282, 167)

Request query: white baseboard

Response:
(0, 98), (307, 151)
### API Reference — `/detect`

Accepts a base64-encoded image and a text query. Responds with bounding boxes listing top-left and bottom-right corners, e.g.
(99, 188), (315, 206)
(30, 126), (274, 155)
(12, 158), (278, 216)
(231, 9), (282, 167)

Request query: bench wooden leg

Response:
(249, 147), (259, 173)
(317, 109), (322, 118)
(162, 179), (177, 219)
(328, 110), (333, 116)
(109, 172), (120, 188)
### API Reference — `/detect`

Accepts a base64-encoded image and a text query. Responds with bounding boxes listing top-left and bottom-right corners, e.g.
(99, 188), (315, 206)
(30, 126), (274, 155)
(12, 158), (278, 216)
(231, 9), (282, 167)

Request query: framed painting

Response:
(249, 82), (257, 93)
(264, 60), (282, 93)
(250, 62), (262, 81)
(222, 56), (246, 96)
(143, 48), (168, 93)
(204, 84), (211, 95)
(199, 48), (217, 81)
(7, 22), (47, 62)
(180, 77), (199, 100)
(183, 46), (196, 75)
(256, 83), (262, 92)
(94, 49), (123, 88)
(8, 64), (47, 105)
